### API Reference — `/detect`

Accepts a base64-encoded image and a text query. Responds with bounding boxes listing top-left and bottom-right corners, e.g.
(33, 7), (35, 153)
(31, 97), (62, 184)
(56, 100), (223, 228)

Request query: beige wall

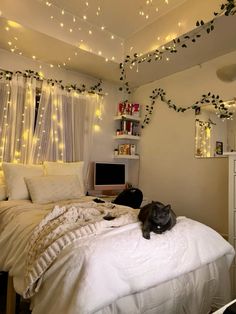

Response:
(133, 50), (236, 235)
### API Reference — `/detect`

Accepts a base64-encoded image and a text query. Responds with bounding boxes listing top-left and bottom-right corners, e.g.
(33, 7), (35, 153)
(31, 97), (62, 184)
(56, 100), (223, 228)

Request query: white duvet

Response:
(0, 197), (235, 314)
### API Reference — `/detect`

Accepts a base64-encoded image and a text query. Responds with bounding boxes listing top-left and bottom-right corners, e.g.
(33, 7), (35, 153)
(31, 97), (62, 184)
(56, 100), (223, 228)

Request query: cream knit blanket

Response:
(23, 201), (138, 299)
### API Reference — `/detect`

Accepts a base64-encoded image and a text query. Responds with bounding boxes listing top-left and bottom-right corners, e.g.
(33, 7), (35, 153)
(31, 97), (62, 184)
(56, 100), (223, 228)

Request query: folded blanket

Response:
(23, 202), (138, 298)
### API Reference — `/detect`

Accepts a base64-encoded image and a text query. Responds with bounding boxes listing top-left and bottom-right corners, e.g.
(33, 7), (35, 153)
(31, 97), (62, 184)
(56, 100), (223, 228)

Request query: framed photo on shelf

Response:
(124, 144), (130, 155)
(215, 141), (223, 155)
(118, 144), (125, 155)
(118, 144), (130, 155)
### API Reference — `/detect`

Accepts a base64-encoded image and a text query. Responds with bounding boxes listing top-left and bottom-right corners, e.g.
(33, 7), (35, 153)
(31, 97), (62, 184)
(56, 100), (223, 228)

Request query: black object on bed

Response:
(224, 301), (236, 314)
(112, 188), (143, 208)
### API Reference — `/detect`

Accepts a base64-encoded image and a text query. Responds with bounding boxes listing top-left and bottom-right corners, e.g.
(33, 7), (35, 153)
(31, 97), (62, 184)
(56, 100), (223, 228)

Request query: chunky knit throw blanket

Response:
(23, 201), (138, 298)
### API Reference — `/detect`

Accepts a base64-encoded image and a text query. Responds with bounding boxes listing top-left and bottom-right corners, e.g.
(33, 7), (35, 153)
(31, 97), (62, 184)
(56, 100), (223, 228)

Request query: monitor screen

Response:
(94, 162), (125, 191)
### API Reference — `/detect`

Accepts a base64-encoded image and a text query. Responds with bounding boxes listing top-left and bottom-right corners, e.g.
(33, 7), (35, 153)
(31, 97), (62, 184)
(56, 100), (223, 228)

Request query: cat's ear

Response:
(164, 204), (171, 211)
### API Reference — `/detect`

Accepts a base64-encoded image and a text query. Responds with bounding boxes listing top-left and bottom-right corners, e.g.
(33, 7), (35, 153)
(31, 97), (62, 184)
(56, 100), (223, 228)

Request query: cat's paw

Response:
(143, 231), (150, 240)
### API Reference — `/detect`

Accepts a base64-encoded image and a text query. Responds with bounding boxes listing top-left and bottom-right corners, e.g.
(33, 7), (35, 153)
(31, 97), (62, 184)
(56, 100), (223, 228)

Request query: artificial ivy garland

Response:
(118, 0), (236, 128)
(0, 69), (103, 95)
(119, 0), (236, 96)
(195, 118), (216, 129)
(142, 88), (234, 128)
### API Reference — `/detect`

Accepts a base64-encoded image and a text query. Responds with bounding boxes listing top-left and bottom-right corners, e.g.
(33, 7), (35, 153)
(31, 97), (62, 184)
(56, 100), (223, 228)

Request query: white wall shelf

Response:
(113, 154), (139, 160)
(114, 135), (140, 140)
(113, 104), (141, 166)
(114, 115), (141, 122)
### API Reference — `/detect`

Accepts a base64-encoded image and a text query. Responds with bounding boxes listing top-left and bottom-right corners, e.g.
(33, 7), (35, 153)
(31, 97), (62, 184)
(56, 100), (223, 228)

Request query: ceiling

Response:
(0, 0), (235, 87)
(50, 0), (187, 39)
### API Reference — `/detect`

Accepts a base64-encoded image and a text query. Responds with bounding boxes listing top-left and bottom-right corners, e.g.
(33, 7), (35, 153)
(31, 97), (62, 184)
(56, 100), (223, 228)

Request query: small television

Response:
(94, 162), (126, 191)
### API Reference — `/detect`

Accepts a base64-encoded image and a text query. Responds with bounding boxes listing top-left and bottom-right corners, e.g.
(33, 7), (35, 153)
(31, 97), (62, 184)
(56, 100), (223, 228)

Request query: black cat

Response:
(138, 201), (176, 239)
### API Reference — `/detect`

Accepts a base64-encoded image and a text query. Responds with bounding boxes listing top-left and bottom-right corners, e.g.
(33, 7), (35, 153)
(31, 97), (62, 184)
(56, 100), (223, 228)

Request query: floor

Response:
(0, 273), (31, 314)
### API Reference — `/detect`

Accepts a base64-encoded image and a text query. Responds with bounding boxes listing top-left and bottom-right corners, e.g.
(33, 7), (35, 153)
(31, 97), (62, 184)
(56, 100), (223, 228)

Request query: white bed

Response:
(0, 196), (235, 314)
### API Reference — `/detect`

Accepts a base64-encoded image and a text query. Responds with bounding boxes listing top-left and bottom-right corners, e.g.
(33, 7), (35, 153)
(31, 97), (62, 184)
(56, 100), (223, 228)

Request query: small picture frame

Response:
(118, 144), (125, 155)
(215, 141), (223, 155)
(123, 144), (130, 155)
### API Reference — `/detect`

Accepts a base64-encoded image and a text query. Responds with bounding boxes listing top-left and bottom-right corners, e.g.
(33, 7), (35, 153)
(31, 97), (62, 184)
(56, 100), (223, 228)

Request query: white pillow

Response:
(2, 163), (44, 200)
(0, 170), (7, 200)
(43, 161), (85, 196)
(25, 175), (83, 204)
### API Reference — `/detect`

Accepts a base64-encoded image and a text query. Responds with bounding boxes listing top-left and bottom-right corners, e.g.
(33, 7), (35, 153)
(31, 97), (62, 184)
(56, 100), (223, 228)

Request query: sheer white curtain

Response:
(70, 93), (100, 187)
(30, 80), (101, 184)
(0, 73), (36, 163)
(0, 73), (101, 186)
(30, 81), (66, 163)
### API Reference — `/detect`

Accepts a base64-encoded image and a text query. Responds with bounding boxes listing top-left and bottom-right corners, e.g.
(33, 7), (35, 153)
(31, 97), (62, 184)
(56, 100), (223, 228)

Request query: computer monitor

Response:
(94, 162), (126, 191)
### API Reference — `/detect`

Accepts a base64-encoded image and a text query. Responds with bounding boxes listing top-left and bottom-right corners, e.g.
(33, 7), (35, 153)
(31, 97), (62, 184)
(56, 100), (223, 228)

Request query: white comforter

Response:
(0, 197), (235, 314)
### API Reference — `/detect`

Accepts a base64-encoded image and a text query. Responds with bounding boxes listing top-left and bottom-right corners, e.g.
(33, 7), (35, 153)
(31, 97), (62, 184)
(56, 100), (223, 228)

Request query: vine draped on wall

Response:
(118, 0), (236, 128)
(0, 71), (102, 185)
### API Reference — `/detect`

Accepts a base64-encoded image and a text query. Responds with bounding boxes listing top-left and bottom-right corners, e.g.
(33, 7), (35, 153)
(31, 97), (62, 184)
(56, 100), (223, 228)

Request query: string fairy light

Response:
(139, 0), (167, 20)
(35, 0), (124, 62)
